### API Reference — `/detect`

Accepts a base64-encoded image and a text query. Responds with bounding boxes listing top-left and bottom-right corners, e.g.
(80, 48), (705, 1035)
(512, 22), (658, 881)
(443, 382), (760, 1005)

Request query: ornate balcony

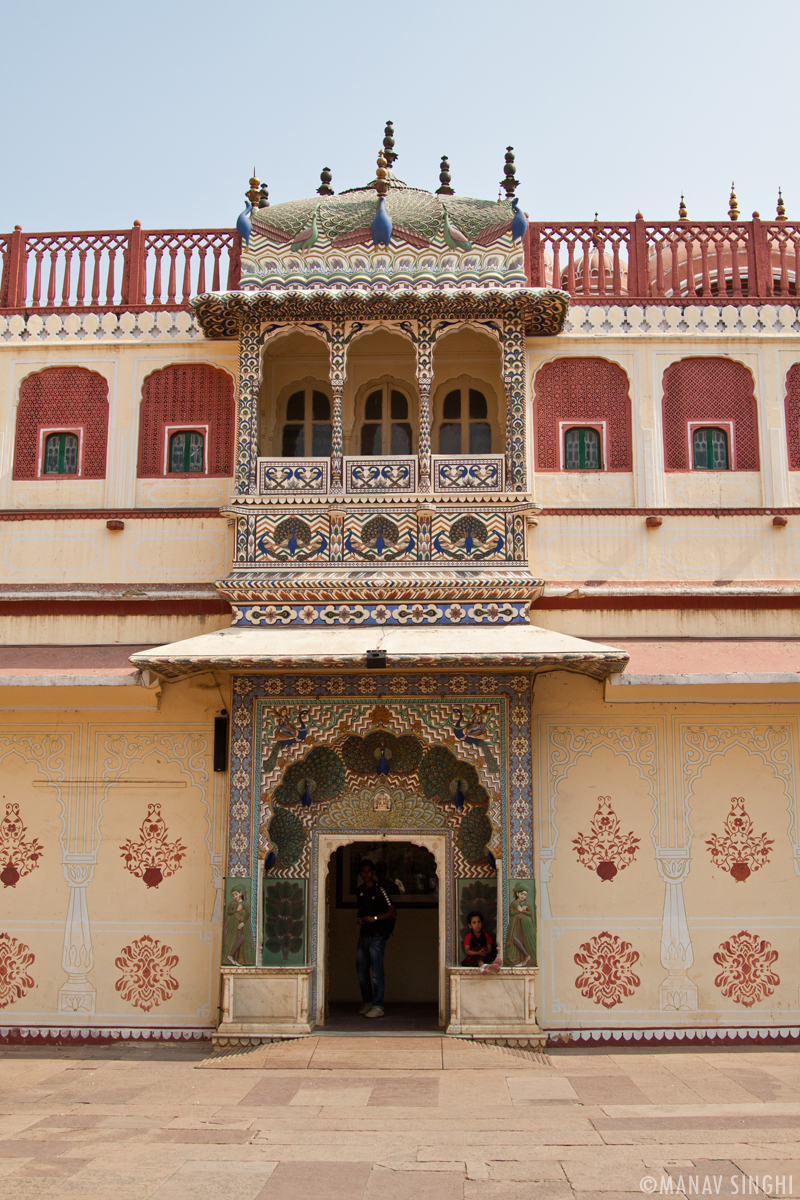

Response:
(256, 454), (506, 496)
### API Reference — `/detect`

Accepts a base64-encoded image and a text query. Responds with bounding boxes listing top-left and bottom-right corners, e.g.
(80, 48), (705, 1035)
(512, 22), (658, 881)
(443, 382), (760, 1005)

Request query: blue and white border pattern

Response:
(231, 601), (530, 627)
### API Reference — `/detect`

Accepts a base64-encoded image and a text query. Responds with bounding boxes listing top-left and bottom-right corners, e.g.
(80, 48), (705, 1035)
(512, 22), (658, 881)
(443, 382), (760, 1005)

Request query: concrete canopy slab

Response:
(129, 623), (629, 682)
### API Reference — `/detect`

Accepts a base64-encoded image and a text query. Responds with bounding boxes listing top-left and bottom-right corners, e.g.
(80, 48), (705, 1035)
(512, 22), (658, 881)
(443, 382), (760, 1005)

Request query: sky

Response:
(2, 0), (797, 233)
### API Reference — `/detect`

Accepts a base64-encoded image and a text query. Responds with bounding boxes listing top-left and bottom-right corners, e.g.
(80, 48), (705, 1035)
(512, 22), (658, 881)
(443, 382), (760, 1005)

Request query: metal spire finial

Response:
(436, 155), (454, 196)
(375, 148), (389, 197)
(777, 187), (786, 221)
(500, 146), (519, 198)
(728, 182), (739, 221)
(246, 170), (261, 207)
(317, 167), (334, 197)
(678, 194), (688, 220)
(383, 121), (397, 168)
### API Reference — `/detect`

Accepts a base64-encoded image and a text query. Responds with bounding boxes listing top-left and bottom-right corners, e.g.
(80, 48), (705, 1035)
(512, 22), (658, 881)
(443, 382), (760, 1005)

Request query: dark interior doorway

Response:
(325, 840), (440, 1033)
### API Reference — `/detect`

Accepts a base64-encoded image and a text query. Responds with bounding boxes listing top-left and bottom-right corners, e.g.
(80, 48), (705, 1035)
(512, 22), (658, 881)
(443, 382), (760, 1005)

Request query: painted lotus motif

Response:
(574, 930), (641, 1009)
(119, 803), (187, 889)
(115, 935), (179, 1012)
(0, 803), (44, 889)
(713, 930), (780, 1007)
(0, 933), (35, 1009)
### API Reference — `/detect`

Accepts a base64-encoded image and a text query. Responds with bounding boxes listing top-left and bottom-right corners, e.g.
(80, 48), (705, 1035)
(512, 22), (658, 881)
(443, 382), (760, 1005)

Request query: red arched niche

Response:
(13, 367), (109, 480)
(137, 364), (235, 477)
(533, 357), (632, 471)
(784, 363), (800, 470)
(662, 357), (759, 471)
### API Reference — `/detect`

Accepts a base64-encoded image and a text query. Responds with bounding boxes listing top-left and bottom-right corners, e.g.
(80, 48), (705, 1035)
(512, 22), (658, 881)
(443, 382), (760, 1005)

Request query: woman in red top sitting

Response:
(461, 910), (494, 966)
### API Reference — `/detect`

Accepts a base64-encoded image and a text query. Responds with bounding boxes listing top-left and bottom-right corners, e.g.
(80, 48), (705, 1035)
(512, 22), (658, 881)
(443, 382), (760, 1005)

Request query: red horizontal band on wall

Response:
(0, 509), (224, 521)
(538, 508), (800, 516)
(0, 598), (231, 616)
(533, 594), (800, 611)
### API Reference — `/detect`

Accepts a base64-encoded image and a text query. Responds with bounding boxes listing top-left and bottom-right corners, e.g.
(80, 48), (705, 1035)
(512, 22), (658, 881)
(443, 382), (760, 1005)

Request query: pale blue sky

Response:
(2, 0), (796, 232)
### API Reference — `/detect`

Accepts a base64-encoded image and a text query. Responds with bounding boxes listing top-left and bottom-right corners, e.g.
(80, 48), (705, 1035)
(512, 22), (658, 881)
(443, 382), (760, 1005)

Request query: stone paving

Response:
(1, 1037), (799, 1198)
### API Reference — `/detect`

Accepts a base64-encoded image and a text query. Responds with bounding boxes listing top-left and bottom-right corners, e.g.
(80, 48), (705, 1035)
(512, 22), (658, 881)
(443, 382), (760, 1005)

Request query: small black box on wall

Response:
(214, 715), (228, 772)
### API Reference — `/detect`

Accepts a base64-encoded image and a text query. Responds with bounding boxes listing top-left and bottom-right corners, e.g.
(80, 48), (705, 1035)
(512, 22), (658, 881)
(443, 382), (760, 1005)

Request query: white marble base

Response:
(446, 967), (544, 1047)
(215, 966), (314, 1045)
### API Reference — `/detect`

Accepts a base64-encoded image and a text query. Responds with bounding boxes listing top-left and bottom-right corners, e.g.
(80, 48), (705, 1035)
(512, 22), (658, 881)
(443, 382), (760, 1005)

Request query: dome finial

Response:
(317, 167), (334, 197)
(500, 146), (519, 198)
(258, 181), (269, 209)
(678, 194), (688, 220)
(383, 120), (397, 168)
(436, 155), (454, 196)
(375, 147), (389, 197)
(728, 182), (739, 221)
(777, 187), (786, 221)
(246, 169), (261, 207)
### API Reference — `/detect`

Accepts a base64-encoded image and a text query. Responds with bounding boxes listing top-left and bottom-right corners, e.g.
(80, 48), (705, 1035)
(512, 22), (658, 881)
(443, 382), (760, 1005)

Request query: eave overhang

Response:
(190, 286), (570, 340)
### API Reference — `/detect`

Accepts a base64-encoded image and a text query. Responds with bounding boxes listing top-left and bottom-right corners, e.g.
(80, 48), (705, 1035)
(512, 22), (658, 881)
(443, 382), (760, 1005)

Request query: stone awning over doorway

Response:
(129, 624), (629, 682)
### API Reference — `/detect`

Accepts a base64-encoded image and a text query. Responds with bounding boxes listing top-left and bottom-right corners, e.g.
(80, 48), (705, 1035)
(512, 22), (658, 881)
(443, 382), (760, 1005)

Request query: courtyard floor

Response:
(0, 1036), (799, 1198)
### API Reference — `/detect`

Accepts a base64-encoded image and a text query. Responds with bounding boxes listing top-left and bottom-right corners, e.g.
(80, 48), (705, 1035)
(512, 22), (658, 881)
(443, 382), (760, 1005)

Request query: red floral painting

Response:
(115, 934), (179, 1012)
(713, 930), (780, 1007)
(0, 932), (35, 1008)
(573, 796), (640, 881)
(0, 803), (44, 888)
(706, 797), (773, 883)
(119, 803), (187, 888)
(574, 930), (641, 1008)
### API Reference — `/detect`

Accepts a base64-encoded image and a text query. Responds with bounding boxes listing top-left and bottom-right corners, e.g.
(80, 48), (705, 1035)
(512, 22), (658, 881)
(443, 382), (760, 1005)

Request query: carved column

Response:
(328, 320), (347, 493)
(415, 322), (434, 493)
(58, 858), (96, 1014)
(237, 313), (262, 495)
(501, 316), (528, 492)
(656, 853), (698, 1012)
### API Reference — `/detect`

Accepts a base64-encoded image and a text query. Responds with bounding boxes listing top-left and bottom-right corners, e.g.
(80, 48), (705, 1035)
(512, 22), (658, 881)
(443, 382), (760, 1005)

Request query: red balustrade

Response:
(0, 223), (240, 314)
(527, 214), (800, 304)
(2, 216), (799, 314)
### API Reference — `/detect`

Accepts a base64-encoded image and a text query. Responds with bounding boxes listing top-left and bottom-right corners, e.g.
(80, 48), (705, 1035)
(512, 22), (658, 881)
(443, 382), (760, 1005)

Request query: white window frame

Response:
(558, 420), (607, 471)
(37, 426), (84, 478)
(163, 424), (209, 476)
(687, 420), (735, 470)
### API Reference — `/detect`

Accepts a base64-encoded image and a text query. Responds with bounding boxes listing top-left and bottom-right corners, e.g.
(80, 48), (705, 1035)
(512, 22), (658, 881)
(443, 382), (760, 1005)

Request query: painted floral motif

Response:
(706, 797), (773, 883)
(119, 804), (187, 889)
(713, 930), (780, 1007)
(574, 931), (641, 1009)
(0, 933), (35, 1008)
(115, 935), (179, 1012)
(573, 796), (640, 882)
(0, 803), (44, 888)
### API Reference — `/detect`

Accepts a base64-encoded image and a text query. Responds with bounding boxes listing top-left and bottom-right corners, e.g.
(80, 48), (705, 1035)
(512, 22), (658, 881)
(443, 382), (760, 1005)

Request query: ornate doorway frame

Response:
(313, 830), (452, 1028)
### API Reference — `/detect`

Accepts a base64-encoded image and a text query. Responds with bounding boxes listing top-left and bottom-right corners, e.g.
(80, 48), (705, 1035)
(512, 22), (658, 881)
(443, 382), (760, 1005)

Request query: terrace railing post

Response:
(630, 213), (649, 300)
(227, 237), (242, 290)
(527, 225), (543, 287)
(122, 221), (147, 307)
(1, 225), (27, 309)
(748, 213), (771, 300)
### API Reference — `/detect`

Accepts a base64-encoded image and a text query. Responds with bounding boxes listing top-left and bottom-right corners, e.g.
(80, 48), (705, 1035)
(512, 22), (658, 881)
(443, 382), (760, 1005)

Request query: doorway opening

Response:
(323, 839), (441, 1033)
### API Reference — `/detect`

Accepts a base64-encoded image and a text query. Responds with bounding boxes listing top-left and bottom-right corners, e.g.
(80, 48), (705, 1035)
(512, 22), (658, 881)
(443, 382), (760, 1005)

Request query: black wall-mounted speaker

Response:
(213, 715), (228, 772)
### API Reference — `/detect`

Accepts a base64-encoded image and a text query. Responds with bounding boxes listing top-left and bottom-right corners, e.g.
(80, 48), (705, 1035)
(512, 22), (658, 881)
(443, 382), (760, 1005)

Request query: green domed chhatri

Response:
(251, 172), (515, 249)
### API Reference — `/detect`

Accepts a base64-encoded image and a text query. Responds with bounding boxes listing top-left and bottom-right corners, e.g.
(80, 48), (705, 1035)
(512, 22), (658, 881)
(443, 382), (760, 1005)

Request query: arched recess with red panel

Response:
(137, 364), (235, 477)
(784, 363), (800, 470)
(662, 357), (759, 471)
(12, 367), (109, 480)
(533, 357), (632, 470)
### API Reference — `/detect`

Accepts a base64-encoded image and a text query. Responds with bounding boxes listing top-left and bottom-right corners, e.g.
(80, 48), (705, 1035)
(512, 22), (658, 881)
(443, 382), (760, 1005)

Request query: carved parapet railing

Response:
(257, 457), (329, 495)
(432, 454), (505, 492)
(344, 455), (417, 494)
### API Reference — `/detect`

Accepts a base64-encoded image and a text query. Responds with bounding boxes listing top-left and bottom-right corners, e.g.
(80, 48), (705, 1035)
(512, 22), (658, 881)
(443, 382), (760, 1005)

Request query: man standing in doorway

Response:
(356, 858), (397, 1019)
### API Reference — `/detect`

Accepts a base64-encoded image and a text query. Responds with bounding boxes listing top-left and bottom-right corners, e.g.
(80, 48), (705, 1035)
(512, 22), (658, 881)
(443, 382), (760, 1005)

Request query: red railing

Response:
(527, 214), (800, 303)
(0, 224), (240, 314)
(2, 215), (799, 313)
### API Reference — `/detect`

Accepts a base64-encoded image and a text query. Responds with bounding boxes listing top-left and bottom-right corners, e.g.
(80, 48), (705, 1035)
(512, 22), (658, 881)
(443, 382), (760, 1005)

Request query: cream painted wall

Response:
(0, 675), (229, 1030)
(533, 670), (800, 1033)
